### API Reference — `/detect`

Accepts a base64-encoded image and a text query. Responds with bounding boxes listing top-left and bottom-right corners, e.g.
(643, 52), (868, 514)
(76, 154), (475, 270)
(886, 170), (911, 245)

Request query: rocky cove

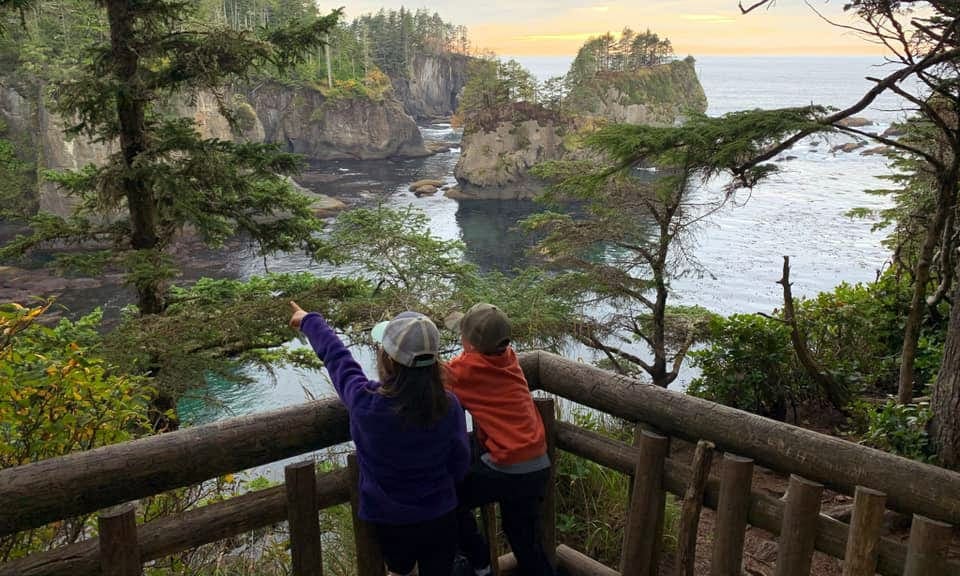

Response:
(0, 53), (471, 218)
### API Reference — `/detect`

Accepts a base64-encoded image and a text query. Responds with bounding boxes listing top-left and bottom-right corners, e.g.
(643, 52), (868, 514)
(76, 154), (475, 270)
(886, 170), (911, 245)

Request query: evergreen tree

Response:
(528, 108), (831, 389)
(0, 1), (342, 316)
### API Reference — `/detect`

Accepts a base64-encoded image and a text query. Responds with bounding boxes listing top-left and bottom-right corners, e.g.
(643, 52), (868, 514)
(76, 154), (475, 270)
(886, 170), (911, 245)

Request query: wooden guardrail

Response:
(521, 351), (960, 576)
(1, 351), (958, 575)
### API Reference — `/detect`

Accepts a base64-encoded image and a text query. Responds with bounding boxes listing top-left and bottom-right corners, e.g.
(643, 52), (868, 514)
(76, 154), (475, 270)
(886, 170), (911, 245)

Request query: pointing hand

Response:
(289, 301), (308, 331)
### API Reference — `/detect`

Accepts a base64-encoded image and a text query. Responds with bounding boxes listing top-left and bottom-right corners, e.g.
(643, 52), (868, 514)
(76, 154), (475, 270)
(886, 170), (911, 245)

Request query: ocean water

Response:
(167, 56), (906, 423)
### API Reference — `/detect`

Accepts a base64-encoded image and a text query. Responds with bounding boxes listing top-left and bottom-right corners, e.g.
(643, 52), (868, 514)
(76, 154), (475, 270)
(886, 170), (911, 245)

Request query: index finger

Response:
(290, 301), (304, 312)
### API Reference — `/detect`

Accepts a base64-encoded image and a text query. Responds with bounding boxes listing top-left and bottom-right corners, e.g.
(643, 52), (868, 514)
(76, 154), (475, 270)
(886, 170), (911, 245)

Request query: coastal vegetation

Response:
(0, 0), (959, 572)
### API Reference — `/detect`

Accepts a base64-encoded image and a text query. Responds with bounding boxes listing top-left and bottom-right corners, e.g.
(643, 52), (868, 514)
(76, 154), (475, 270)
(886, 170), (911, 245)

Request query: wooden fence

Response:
(0, 351), (958, 576)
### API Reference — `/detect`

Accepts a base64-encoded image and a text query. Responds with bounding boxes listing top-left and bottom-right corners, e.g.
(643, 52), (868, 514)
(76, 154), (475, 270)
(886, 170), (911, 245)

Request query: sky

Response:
(320, 1), (888, 57)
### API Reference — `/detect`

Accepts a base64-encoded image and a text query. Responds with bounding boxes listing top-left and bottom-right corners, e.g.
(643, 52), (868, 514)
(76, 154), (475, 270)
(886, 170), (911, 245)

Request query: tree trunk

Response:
(106, 0), (163, 315)
(899, 165), (959, 403)
(778, 256), (849, 409)
(932, 248), (960, 469)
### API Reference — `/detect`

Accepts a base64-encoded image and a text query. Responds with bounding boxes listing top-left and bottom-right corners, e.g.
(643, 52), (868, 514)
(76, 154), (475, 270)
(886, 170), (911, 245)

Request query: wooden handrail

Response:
(2, 350), (960, 576)
(0, 398), (351, 537)
(554, 420), (960, 576)
(0, 468), (352, 576)
(523, 351), (960, 526)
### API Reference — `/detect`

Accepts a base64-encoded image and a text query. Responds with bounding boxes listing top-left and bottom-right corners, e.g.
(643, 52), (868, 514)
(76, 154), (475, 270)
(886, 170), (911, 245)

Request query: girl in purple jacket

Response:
(289, 303), (470, 576)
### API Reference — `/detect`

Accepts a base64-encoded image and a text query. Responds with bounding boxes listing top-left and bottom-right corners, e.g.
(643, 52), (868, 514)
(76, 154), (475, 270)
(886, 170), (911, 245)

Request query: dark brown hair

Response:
(377, 347), (449, 427)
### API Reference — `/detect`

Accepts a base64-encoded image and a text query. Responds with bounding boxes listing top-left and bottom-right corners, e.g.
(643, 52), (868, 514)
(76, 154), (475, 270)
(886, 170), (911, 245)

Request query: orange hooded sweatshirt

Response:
(445, 347), (546, 466)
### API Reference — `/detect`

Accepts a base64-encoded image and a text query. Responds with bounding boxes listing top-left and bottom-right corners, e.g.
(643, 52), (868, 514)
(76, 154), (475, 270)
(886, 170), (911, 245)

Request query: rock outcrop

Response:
(454, 59), (707, 200)
(1, 77), (429, 216)
(566, 58), (707, 126)
(249, 83), (428, 160)
(390, 53), (471, 121)
(454, 105), (570, 199)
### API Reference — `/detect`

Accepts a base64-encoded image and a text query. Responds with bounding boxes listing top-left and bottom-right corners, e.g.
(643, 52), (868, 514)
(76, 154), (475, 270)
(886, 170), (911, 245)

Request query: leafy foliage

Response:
(689, 314), (806, 419)
(457, 58), (540, 127)
(0, 301), (151, 560)
(527, 106), (828, 386)
(0, 121), (33, 217)
(849, 399), (936, 463)
(690, 274), (949, 423)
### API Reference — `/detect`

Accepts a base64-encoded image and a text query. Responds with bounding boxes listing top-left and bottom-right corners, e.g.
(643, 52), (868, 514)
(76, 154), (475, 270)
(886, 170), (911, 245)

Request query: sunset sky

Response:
(323, 1), (886, 56)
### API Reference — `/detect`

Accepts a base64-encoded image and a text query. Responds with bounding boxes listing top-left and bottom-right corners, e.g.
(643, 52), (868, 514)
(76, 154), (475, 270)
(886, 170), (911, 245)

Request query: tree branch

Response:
(778, 256), (850, 410)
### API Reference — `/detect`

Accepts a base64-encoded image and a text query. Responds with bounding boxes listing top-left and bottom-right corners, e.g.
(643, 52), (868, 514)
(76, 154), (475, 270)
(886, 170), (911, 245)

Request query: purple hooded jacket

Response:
(300, 312), (470, 524)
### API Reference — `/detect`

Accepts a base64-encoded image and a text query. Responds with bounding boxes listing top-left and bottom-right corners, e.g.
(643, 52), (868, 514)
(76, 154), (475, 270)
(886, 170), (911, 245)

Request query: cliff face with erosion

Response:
(249, 83), (428, 160)
(454, 104), (570, 200)
(566, 58), (707, 126)
(0, 80), (428, 216)
(0, 84), (261, 216)
(391, 53), (471, 121)
(454, 58), (707, 199)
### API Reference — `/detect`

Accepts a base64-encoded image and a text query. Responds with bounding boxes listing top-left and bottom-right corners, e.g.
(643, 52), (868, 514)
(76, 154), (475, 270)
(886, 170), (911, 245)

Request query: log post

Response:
(348, 454), (384, 576)
(841, 486), (886, 576)
(286, 460), (323, 576)
(710, 454), (754, 576)
(620, 430), (669, 576)
(482, 505), (501, 576)
(774, 475), (823, 576)
(676, 440), (715, 576)
(903, 515), (952, 576)
(556, 544), (620, 576)
(98, 503), (141, 576)
(535, 398), (557, 567)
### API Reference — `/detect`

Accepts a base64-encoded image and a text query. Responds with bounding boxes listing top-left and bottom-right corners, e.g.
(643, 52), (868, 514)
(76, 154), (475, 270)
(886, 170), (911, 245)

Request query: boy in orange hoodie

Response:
(445, 303), (554, 576)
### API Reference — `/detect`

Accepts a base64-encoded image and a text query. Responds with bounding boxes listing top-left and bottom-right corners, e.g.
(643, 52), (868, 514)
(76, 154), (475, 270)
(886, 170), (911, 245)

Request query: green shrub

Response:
(849, 399), (935, 462)
(688, 314), (807, 420)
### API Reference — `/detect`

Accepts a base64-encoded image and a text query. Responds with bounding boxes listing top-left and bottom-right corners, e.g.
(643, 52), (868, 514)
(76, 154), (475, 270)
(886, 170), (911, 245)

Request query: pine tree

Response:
(0, 1), (341, 316)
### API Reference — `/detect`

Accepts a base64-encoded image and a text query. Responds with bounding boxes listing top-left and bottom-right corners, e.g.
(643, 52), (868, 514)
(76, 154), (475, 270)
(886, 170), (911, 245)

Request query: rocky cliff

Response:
(453, 104), (570, 199)
(391, 53), (471, 121)
(0, 79), (428, 216)
(454, 58), (708, 199)
(249, 83), (428, 160)
(566, 58), (707, 125)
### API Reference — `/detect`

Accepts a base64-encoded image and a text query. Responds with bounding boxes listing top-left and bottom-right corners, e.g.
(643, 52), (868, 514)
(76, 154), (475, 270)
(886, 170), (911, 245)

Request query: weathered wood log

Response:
(841, 486), (886, 576)
(676, 441), (714, 576)
(649, 431), (671, 576)
(0, 468), (351, 576)
(98, 504), (140, 576)
(0, 398), (351, 537)
(710, 454), (754, 576)
(349, 454), (384, 576)
(482, 504), (500, 576)
(286, 460), (323, 576)
(497, 552), (518, 576)
(557, 544), (620, 576)
(904, 515), (952, 576)
(553, 421), (960, 576)
(620, 430), (668, 576)
(524, 351), (960, 526)
(535, 398), (557, 568)
(774, 475), (823, 576)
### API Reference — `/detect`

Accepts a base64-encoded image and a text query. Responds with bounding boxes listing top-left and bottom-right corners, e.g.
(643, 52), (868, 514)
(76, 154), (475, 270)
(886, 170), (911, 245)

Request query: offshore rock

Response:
(249, 83), (428, 161)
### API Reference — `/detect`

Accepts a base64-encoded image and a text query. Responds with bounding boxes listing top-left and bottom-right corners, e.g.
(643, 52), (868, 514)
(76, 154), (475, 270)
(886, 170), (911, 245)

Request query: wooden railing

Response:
(1, 351), (958, 576)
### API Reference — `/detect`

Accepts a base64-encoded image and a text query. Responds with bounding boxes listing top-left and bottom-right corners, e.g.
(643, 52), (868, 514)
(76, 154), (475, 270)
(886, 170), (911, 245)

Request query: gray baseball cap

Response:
(445, 303), (511, 355)
(370, 311), (440, 368)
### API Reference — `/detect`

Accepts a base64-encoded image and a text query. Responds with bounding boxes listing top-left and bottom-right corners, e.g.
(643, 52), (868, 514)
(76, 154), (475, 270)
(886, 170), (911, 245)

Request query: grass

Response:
(554, 403), (680, 567)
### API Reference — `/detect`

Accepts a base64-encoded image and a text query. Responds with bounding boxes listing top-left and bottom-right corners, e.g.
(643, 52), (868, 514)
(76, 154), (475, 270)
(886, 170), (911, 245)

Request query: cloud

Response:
(679, 13), (737, 24)
(590, 5), (610, 12)
(518, 32), (600, 42)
